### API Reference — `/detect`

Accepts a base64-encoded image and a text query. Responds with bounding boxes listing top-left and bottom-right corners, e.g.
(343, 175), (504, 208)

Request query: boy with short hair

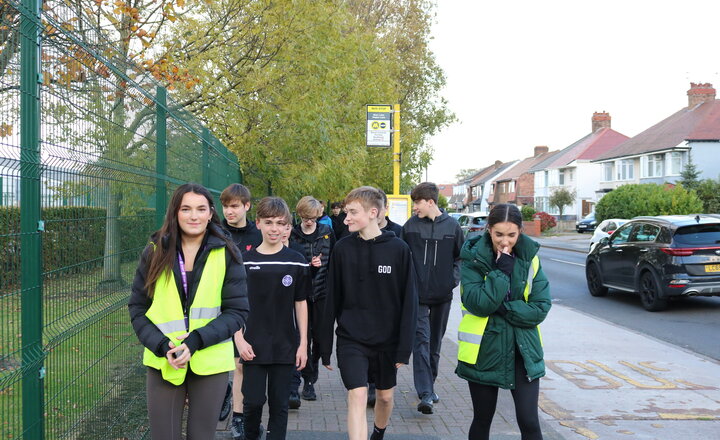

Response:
(220, 183), (263, 439)
(288, 196), (336, 407)
(221, 183), (262, 252)
(236, 197), (309, 440)
(401, 182), (464, 415)
(319, 186), (418, 440)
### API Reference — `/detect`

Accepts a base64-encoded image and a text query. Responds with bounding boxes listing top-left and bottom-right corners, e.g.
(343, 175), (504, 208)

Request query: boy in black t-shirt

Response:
(319, 187), (418, 440)
(221, 184), (263, 438)
(235, 197), (309, 440)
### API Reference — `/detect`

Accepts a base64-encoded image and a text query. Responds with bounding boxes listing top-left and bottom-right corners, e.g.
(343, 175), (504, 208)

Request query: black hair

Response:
(487, 203), (523, 230)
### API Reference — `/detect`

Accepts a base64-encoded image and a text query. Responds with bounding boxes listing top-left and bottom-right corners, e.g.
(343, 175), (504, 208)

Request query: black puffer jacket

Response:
(290, 223), (335, 301)
(128, 228), (249, 358)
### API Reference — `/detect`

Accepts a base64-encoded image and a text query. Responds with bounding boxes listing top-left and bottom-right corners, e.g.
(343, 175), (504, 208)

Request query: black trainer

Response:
(367, 383), (376, 407)
(289, 390), (301, 409)
(219, 383), (233, 421)
(301, 381), (317, 401)
(230, 413), (244, 440)
(244, 423), (265, 440)
(417, 393), (433, 414)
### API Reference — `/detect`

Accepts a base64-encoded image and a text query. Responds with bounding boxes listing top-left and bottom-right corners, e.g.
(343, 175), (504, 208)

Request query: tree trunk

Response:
(101, 184), (123, 287)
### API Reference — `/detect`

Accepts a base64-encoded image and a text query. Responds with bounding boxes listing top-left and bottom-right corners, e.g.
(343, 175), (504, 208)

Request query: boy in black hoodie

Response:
(220, 183), (263, 439)
(319, 186), (417, 440)
(401, 182), (464, 415)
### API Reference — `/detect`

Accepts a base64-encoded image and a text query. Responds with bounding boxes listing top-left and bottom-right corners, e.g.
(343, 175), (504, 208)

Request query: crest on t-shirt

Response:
(282, 275), (293, 287)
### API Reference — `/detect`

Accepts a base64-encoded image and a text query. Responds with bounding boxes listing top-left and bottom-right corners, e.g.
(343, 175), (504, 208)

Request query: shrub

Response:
(535, 211), (556, 232)
(521, 205), (536, 221)
(1, 206), (155, 292)
(595, 183), (703, 222)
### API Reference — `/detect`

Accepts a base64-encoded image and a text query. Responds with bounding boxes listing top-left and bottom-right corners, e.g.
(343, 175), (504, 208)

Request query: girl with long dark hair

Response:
(129, 183), (249, 440)
(456, 204), (551, 440)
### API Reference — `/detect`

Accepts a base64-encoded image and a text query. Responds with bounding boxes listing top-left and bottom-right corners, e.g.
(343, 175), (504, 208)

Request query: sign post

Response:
(366, 104), (393, 147)
(392, 104), (400, 195)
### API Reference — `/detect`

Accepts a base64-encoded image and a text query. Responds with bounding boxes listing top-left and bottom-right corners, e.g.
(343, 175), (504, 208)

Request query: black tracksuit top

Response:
(241, 247), (310, 365)
(290, 223), (335, 301)
(319, 231), (418, 365)
(401, 211), (464, 305)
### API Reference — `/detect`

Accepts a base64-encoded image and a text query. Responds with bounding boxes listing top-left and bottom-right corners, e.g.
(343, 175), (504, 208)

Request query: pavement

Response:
(216, 232), (720, 439)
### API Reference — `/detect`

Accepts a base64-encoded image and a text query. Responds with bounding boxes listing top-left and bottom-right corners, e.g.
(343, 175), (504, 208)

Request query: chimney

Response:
(591, 112), (611, 132)
(687, 82), (716, 107)
(534, 146), (549, 157)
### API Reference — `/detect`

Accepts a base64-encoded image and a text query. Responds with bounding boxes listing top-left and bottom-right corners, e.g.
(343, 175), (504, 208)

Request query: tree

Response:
(438, 193), (448, 210)
(455, 168), (480, 182)
(165, 0), (455, 202)
(679, 153), (701, 191)
(595, 184), (703, 222)
(549, 188), (576, 218)
(694, 178), (720, 213)
(27, 0), (204, 286)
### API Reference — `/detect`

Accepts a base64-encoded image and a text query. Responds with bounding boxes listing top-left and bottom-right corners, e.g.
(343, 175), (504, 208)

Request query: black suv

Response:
(585, 215), (720, 311)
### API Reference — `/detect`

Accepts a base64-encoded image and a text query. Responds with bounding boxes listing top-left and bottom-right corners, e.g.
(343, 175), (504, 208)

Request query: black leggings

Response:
(467, 356), (542, 440)
(146, 367), (228, 440)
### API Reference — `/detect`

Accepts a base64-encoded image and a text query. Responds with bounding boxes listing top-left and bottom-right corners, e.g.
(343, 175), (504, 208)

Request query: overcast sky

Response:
(425, 0), (720, 183)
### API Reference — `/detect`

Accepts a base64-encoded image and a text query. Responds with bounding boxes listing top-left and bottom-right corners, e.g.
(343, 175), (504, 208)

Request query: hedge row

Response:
(0, 207), (155, 291)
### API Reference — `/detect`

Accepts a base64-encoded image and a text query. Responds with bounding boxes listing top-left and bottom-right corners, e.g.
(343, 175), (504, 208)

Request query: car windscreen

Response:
(673, 224), (720, 245)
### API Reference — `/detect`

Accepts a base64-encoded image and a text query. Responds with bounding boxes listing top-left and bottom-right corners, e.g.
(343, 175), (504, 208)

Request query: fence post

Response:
(155, 87), (167, 228)
(20, 0), (45, 437)
(201, 127), (210, 188)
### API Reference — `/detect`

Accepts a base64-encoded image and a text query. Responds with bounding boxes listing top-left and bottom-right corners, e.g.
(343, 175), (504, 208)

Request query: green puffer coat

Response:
(455, 232), (551, 389)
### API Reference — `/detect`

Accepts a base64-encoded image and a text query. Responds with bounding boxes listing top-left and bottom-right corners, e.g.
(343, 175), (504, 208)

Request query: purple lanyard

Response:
(177, 252), (189, 330)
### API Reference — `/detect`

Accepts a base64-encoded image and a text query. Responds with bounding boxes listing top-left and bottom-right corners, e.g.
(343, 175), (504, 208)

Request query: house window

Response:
(543, 171), (548, 187)
(644, 154), (664, 177)
(558, 169), (565, 185)
(535, 197), (548, 213)
(603, 162), (614, 181)
(667, 152), (683, 175)
(509, 181), (515, 193)
(617, 159), (634, 181)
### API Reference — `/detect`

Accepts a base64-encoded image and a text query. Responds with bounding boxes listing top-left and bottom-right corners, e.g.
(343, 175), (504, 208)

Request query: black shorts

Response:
(336, 339), (397, 391)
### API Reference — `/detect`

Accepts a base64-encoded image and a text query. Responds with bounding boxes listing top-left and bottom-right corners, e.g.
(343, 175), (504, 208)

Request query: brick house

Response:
(465, 160), (518, 213)
(594, 83), (720, 195)
(488, 146), (559, 208)
(533, 112), (630, 219)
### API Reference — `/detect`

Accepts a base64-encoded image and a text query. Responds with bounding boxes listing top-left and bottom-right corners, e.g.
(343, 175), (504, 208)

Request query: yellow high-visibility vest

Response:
(143, 247), (234, 385)
(457, 256), (541, 364)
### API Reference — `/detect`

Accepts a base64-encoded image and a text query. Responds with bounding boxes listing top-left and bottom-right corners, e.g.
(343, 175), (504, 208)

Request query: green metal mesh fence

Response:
(0, 1), (241, 438)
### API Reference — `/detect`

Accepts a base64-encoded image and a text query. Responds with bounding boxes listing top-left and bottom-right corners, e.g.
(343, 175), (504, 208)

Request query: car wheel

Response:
(639, 271), (668, 312)
(585, 262), (608, 297)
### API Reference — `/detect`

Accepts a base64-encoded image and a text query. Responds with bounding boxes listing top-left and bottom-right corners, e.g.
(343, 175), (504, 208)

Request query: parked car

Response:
(589, 219), (629, 251)
(576, 212), (597, 233)
(458, 212), (488, 239)
(585, 215), (720, 311)
(449, 212), (463, 221)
